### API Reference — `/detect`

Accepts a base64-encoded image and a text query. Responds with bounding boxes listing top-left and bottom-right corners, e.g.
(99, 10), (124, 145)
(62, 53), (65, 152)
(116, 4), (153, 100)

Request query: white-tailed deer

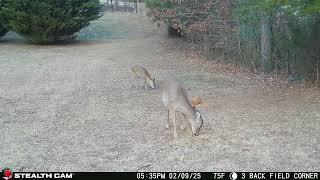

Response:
(161, 75), (204, 138)
(131, 65), (156, 90)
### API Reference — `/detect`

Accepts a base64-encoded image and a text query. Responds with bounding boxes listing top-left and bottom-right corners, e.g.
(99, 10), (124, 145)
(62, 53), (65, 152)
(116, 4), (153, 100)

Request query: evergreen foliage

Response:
(0, 0), (102, 43)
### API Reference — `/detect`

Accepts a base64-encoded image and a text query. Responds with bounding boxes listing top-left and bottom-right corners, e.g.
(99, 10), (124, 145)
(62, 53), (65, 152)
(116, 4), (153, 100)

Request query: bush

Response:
(0, 0), (102, 43)
(0, 22), (8, 37)
(0, 0), (8, 37)
(168, 25), (182, 37)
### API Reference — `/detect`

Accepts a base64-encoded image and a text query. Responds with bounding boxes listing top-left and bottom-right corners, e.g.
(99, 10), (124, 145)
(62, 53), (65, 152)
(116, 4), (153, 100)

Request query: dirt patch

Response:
(0, 6), (319, 171)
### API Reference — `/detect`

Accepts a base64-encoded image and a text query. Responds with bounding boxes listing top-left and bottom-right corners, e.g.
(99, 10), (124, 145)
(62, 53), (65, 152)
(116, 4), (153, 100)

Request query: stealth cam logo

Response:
(1, 168), (12, 180)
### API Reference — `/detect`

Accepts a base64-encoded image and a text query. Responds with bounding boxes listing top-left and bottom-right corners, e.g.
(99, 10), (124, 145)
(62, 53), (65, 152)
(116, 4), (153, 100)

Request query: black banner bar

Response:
(5, 172), (320, 180)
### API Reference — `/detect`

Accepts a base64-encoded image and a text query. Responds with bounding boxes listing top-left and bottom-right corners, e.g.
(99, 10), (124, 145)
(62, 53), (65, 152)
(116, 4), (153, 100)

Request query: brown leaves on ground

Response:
(167, 37), (320, 90)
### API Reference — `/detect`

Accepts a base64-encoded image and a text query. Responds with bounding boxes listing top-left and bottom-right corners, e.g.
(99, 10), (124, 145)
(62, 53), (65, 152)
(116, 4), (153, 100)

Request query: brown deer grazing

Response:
(131, 65), (156, 90)
(161, 75), (204, 138)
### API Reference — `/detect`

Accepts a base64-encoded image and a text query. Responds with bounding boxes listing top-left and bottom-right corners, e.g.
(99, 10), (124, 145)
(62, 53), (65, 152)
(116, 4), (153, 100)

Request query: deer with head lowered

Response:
(131, 65), (156, 90)
(161, 75), (204, 138)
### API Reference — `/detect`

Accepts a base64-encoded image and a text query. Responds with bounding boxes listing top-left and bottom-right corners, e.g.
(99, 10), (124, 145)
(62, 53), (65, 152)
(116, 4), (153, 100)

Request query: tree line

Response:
(145, 0), (320, 82)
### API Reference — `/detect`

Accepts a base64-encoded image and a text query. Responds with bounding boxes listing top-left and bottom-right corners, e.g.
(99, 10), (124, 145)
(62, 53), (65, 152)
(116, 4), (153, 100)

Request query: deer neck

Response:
(144, 71), (152, 81)
(183, 101), (196, 118)
(145, 72), (153, 85)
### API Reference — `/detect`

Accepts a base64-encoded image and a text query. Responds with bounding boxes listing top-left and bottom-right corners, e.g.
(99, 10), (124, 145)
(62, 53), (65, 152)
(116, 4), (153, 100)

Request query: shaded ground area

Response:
(0, 6), (319, 171)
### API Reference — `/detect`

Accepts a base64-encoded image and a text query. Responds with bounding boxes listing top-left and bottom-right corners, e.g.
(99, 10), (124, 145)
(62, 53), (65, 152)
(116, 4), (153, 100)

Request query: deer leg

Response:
(180, 114), (186, 130)
(172, 110), (178, 138)
(184, 114), (193, 135)
(135, 77), (138, 88)
(144, 78), (148, 90)
(131, 75), (135, 88)
(165, 109), (170, 129)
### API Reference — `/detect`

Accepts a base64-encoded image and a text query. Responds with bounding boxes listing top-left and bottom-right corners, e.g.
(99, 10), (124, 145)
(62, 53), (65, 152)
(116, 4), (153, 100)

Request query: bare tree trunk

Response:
(110, 0), (113, 11)
(135, 0), (138, 13)
(115, 0), (118, 11)
(260, 12), (272, 72)
(317, 59), (319, 82)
